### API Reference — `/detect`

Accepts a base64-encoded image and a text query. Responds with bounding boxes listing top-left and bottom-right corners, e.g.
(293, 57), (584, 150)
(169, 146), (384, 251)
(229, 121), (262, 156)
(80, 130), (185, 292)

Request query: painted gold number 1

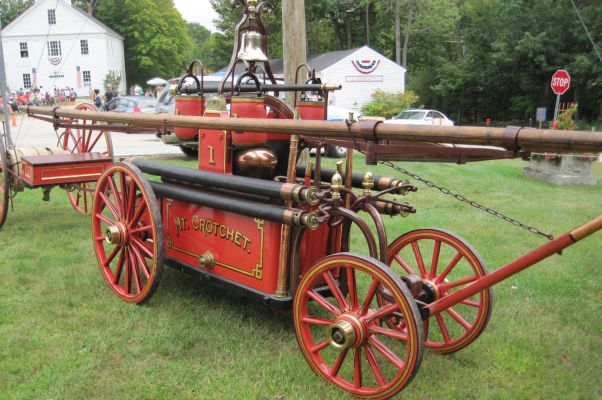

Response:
(208, 146), (216, 165)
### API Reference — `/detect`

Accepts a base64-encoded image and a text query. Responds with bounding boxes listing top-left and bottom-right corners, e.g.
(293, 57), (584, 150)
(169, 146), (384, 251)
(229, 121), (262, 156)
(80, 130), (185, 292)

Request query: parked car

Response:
(102, 96), (157, 113)
(385, 109), (454, 126)
(155, 86), (175, 115)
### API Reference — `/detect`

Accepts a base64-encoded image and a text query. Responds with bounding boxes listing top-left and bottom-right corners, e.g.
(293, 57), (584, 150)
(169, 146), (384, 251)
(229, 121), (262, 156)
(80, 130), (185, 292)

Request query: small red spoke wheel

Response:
(387, 229), (492, 353)
(294, 253), (424, 399)
(59, 103), (114, 214)
(92, 162), (164, 304)
(0, 139), (10, 229)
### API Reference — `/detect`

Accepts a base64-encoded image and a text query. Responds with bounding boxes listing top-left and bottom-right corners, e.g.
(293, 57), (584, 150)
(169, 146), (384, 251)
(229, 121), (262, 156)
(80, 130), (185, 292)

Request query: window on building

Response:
(83, 71), (91, 87)
(48, 9), (56, 25)
(48, 41), (61, 57)
(80, 40), (89, 55)
(20, 42), (28, 58)
(23, 73), (32, 89)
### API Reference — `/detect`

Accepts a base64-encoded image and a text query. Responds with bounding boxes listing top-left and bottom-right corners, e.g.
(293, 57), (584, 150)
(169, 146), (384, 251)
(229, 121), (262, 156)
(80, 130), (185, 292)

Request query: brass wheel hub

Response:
(327, 314), (365, 349)
(105, 223), (127, 246)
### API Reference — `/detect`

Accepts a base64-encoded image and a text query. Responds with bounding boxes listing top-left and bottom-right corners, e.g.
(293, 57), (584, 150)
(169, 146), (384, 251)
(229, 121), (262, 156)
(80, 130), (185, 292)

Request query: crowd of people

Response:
(3, 82), (164, 112)
(10, 86), (78, 108)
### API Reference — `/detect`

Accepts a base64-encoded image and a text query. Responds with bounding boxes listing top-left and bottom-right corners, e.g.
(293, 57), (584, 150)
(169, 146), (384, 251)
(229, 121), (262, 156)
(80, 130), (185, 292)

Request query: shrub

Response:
(556, 103), (578, 130)
(361, 90), (419, 119)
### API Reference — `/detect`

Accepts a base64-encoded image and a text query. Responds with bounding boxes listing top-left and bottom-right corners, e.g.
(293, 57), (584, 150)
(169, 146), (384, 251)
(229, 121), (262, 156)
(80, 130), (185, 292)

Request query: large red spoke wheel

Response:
(0, 139), (10, 229)
(92, 163), (164, 304)
(294, 253), (424, 399)
(59, 103), (114, 214)
(387, 229), (492, 354)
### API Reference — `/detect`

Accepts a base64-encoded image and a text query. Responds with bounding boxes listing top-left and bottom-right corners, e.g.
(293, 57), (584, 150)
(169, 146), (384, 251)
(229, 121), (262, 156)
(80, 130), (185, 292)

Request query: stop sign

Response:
(551, 69), (571, 95)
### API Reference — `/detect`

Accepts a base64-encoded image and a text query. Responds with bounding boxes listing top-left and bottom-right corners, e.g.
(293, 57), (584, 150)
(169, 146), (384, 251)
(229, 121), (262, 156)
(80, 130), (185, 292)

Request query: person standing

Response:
(93, 89), (102, 108)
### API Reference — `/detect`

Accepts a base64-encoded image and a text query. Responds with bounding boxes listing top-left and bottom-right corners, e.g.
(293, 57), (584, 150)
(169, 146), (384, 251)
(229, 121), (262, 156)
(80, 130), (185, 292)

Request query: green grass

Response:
(1, 156), (601, 399)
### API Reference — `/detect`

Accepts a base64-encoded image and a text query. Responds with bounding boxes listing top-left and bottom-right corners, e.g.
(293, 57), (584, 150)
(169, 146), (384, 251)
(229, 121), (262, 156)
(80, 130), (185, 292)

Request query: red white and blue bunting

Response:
(351, 59), (380, 74)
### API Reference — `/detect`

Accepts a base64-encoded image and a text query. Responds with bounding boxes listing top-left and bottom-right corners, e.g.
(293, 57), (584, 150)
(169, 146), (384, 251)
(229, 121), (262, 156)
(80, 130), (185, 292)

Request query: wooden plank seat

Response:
(19, 152), (112, 188)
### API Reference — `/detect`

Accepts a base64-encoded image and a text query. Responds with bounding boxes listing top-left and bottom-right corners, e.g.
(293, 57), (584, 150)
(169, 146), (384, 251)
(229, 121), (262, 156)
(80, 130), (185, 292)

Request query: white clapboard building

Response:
(1, 0), (126, 94)
(270, 46), (406, 113)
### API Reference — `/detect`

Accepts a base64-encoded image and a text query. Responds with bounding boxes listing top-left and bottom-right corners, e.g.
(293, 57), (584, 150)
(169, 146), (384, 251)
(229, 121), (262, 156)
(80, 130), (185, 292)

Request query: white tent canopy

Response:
(146, 77), (167, 86)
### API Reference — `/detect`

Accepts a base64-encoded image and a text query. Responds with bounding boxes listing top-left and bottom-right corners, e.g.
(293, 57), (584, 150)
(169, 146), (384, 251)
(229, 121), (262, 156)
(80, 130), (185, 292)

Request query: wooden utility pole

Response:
(281, 0), (307, 105)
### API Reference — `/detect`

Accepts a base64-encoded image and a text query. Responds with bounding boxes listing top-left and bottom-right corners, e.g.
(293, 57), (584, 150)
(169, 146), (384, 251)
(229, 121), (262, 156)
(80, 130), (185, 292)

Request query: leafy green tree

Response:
(0, 0), (33, 26)
(94, 0), (191, 85)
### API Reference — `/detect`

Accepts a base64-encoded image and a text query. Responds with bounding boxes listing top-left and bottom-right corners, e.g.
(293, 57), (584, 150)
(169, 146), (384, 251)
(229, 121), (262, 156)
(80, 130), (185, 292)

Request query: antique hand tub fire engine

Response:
(22, 1), (602, 398)
(28, 100), (602, 399)
(0, 103), (113, 228)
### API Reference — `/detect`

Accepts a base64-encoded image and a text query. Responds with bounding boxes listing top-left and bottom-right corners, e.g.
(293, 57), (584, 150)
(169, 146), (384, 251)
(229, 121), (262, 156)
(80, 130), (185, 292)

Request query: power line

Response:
(570, 0), (602, 63)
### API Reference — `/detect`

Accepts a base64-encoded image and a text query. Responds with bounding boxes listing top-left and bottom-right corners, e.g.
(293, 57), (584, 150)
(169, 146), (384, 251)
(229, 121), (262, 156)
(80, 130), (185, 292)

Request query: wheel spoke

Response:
(95, 212), (116, 227)
(323, 271), (348, 311)
(111, 250), (126, 285)
(301, 316), (334, 326)
(126, 179), (137, 220)
(131, 236), (153, 259)
(82, 184), (89, 212)
(461, 298), (480, 308)
(353, 348), (362, 388)
(104, 243), (121, 266)
(346, 267), (358, 309)
(369, 336), (406, 371)
(359, 278), (380, 315)
(310, 340), (330, 354)
(439, 275), (477, 292)
(129, 248), (142, 294)
(364, 303), (399, 324)
(124, 248), (132, 294)
(436, 252), (463, 283)
(368, 325), (408, 341)
(130, 225), (152, 234)
(108, 176), (124, 218)
(436, 313), (452, 343)
(446, 307), (471, 330)
(99, 192), (120, 221)
(308, 290), (341, 316)
(129, 199), (148, 228)
(363, 345), (386, 386)
(329, 348), (349, 377)
(429, 240), (441, 278)
(88, 132), (103, 151)
(393, 254), (415, 274)
(130, 243), (151, 279)
(411, 241), (428, 277)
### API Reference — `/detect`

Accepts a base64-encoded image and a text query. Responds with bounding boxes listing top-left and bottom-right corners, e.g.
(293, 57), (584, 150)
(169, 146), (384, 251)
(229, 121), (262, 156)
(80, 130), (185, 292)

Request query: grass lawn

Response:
(1, 155), (600, 399)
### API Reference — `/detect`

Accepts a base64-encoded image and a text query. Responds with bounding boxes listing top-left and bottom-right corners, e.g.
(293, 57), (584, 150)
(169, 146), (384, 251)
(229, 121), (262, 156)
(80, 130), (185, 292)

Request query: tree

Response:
(102, 71), (121, 91)
(0, 0), (33, 27)
(94, 0), (191, 85)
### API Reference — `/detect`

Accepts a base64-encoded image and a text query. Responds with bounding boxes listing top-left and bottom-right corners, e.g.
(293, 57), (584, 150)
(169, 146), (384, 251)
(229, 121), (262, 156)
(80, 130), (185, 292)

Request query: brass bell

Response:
(237, 31), (268, 62)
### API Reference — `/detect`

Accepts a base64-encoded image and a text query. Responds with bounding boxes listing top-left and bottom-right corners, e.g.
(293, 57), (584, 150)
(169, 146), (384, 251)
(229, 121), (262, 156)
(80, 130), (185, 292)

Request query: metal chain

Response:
(342, 119), (554, 240)
(379, 159), (554, 240)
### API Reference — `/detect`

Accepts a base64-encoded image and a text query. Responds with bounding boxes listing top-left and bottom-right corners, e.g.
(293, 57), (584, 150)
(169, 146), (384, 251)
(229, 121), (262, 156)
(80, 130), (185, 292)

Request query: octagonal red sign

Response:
(551, 70), (571, 95)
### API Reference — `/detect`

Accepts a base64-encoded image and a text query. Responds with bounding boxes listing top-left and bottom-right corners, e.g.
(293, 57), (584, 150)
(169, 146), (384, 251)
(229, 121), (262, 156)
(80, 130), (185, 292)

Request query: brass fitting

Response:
(303, 186), (320, 205)
(300, 212), (320, 231)
(362, 171), (374, 196)
(330, 172), (343, 203)
(198, 251), (215, 269)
